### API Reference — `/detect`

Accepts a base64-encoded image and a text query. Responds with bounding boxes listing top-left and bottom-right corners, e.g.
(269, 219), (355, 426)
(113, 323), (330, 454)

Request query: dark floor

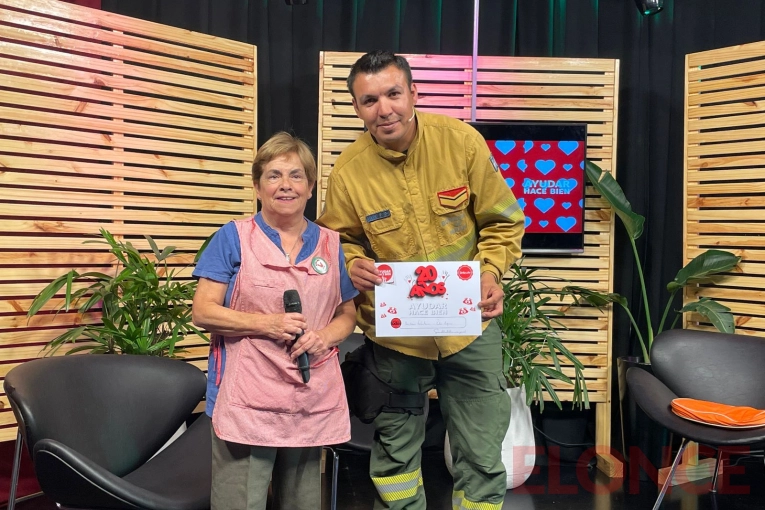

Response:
(11, 449), (764, 510)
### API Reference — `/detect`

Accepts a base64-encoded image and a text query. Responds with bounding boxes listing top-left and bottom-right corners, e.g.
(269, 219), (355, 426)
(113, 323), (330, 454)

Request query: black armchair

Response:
(4, 354), (211, 510)
(627, 329), (765, 509)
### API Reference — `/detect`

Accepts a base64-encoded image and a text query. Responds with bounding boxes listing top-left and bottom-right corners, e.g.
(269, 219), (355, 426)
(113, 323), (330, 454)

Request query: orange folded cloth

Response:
(671, 398), (765, 428)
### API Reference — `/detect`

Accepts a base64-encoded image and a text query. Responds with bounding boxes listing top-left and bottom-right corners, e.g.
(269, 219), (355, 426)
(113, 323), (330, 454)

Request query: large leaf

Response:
(585, 161), (645, 240)
(667, 250), (741, 292)
(564, 285), (627, 308)
(194, 232), (216, 263)
(680, 298), (735, 334)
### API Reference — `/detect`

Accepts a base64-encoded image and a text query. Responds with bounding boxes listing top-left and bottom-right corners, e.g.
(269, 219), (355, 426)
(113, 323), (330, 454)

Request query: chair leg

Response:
(653, 438), (688, 510)
(324, 447), (339, 510)
(710, 449), (723, 493)
(8, 429), (23, 510)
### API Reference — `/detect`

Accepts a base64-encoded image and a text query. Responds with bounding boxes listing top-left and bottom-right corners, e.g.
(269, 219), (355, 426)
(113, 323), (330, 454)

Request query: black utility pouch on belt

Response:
(340, 339), (427, 424)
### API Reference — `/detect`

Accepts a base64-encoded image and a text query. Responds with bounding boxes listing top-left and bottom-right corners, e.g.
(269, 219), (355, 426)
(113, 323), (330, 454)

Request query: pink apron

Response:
(212, 218), (351, 447)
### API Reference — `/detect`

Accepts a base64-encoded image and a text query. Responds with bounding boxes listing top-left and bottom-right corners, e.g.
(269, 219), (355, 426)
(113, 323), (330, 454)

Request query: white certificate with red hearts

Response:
(374, 261), (482, 337)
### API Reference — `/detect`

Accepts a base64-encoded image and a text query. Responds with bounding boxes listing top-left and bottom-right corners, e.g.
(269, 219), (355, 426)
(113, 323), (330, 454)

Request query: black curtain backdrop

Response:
(100, 0), (765, 446)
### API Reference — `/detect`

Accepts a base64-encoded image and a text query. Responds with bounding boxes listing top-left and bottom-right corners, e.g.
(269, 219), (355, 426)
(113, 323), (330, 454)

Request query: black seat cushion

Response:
(34, 414), (212, 510)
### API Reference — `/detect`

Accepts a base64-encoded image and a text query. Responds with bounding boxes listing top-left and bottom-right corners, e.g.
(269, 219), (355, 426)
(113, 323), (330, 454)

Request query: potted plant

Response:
(446, 261), (592, 489)
(569, 161), (741, 472)
(26, 228), (209, 357)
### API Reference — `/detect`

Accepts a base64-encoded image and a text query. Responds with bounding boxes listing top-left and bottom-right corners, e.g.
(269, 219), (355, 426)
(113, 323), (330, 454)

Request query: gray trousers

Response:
(210, 423), (322, 510)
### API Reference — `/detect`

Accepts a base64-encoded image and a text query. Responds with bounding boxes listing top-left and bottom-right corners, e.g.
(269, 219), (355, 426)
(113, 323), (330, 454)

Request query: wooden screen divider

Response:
(684, 41), (765, 337)
(318, 52), (621, 477)
(0, 0), (256, 442)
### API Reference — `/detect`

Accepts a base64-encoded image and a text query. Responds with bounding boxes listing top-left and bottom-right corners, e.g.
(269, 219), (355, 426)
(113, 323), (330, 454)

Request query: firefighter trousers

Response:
(369, 321), (510, 510)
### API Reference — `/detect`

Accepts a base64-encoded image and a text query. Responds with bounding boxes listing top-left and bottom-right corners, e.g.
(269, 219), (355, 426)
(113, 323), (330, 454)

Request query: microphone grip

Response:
(297, 352), (310, 383)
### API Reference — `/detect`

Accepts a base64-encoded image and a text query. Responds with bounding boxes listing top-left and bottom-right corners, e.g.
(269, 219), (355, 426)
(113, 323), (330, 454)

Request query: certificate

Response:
(374, 261), (482, 337)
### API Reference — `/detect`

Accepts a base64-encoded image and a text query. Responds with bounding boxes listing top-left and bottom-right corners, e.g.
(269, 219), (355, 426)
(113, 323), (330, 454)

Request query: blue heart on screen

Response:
(495, 141), (516, 155)
(525, 217), (532, 228)
(580, 161), (585, 169)
(563, 164), (573, 171)
(557, 178), (578, 190)
(541, 144), (551, 151)
(523, 141), (533, 153)
(534, 198), (555, 213)
(556, 216), (577, 232)
(558, 141), (579, 156)
(505, 178), (515, 188)
(579, 199), (584, 207)
(562, 202), (572, 210)
(535, 160), (555, 175)
(539, 220), (549, 228)
(518, 159), (528, 172)
(518, 198), (526, 210)
(500, 163), (510, 171)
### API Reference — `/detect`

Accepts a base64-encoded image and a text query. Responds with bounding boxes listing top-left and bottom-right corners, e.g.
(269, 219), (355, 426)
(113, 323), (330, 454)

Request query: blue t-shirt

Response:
(193, 214), (358, 416)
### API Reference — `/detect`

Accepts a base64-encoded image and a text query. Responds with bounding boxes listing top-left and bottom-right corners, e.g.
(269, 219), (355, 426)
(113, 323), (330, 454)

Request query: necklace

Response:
(283, 222), (306, 263)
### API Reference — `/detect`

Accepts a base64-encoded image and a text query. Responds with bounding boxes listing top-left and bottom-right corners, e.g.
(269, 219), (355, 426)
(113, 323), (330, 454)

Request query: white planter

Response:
(444, 386), (535, 489)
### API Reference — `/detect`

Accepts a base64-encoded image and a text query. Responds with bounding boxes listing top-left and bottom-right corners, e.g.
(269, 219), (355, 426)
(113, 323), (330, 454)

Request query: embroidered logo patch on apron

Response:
(437, 186), (468, 209)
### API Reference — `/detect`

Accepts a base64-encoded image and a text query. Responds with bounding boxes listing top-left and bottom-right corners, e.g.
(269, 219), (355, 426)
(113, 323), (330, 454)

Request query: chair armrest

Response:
(627, 367), (681, 427)
(33, 438), (158, 508)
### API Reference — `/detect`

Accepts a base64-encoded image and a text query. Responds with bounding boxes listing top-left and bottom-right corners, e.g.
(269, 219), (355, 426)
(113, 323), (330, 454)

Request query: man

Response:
(317, 50), (524, 510)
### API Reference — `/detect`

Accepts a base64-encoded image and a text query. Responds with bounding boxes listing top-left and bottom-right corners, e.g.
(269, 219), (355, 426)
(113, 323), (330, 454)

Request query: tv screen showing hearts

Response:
(489, 140), (585, 234)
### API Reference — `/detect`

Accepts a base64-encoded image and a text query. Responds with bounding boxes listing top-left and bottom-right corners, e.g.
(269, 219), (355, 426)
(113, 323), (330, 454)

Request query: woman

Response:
(192, 132), (358, 510)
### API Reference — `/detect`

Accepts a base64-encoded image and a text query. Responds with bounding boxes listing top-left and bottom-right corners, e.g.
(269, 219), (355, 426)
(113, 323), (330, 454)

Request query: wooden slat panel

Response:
(0, 71), (253, 132)
(4, 188), (250, 213)
(684, 42), (765, 336)
(0, 105), (252, 149)
(0, 0), (256, 435)
(0, 40), (252, 97)
(2, 0), (252, 55)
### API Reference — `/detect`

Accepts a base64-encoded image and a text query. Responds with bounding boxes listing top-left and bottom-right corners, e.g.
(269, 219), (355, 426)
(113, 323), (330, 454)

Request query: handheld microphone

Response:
(283, 290), (310, 383)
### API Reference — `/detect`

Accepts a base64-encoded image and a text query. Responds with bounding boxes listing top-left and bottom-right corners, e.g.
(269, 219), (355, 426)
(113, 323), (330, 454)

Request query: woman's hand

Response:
(289, 329), (331, 360)
(265, 313), (308, 344)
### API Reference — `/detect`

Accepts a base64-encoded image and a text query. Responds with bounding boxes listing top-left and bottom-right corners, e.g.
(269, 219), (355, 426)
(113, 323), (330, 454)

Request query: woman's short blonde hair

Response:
(252, 132), (316, 185)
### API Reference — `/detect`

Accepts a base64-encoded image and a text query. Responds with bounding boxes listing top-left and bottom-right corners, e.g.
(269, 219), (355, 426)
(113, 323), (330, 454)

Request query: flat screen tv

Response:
(471, 122), (587, 254)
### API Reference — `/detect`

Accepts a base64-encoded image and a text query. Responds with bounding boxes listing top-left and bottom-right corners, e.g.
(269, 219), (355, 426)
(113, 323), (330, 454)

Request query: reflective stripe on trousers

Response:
(452, 490), (503, 510)
(371, 468), (423, 503)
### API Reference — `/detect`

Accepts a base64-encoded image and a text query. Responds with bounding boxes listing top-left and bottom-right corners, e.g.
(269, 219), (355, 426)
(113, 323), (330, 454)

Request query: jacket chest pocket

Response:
(361, 205), (417, 260)
(429, 188), (474, 246)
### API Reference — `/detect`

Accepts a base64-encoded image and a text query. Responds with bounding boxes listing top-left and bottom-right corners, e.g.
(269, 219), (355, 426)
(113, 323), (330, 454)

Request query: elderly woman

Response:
(192, 132), (358, 510)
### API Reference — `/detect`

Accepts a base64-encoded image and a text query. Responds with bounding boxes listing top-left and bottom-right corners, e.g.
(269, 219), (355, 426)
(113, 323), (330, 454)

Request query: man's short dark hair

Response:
(346, 50), (413, 98)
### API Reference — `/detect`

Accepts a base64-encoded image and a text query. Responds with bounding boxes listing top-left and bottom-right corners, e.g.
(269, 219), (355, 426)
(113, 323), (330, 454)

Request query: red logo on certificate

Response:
(457, 265), (473, 280)
(378, 264), (393, 283)
(391, 318), (401, 329)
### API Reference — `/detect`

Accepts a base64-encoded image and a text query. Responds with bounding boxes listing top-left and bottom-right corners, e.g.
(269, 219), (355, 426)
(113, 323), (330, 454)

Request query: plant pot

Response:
(617, 356), (672, 481)
(532, 404), (591, 466)
(444, 386), (535, 489)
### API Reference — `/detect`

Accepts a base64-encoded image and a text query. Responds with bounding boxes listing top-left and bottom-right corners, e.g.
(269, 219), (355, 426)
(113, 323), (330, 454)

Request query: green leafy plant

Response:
(27, 228), (209, 357)
(569, 162), (741, 363)
(497, 262), (590, 411)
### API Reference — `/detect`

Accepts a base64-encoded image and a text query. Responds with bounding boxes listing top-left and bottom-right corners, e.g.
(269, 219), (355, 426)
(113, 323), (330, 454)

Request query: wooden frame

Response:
(678, 39), (765, 487)
(684, 40), (765, 336)
(317, 51), (621, 477)
(0, 0), (257, 441)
